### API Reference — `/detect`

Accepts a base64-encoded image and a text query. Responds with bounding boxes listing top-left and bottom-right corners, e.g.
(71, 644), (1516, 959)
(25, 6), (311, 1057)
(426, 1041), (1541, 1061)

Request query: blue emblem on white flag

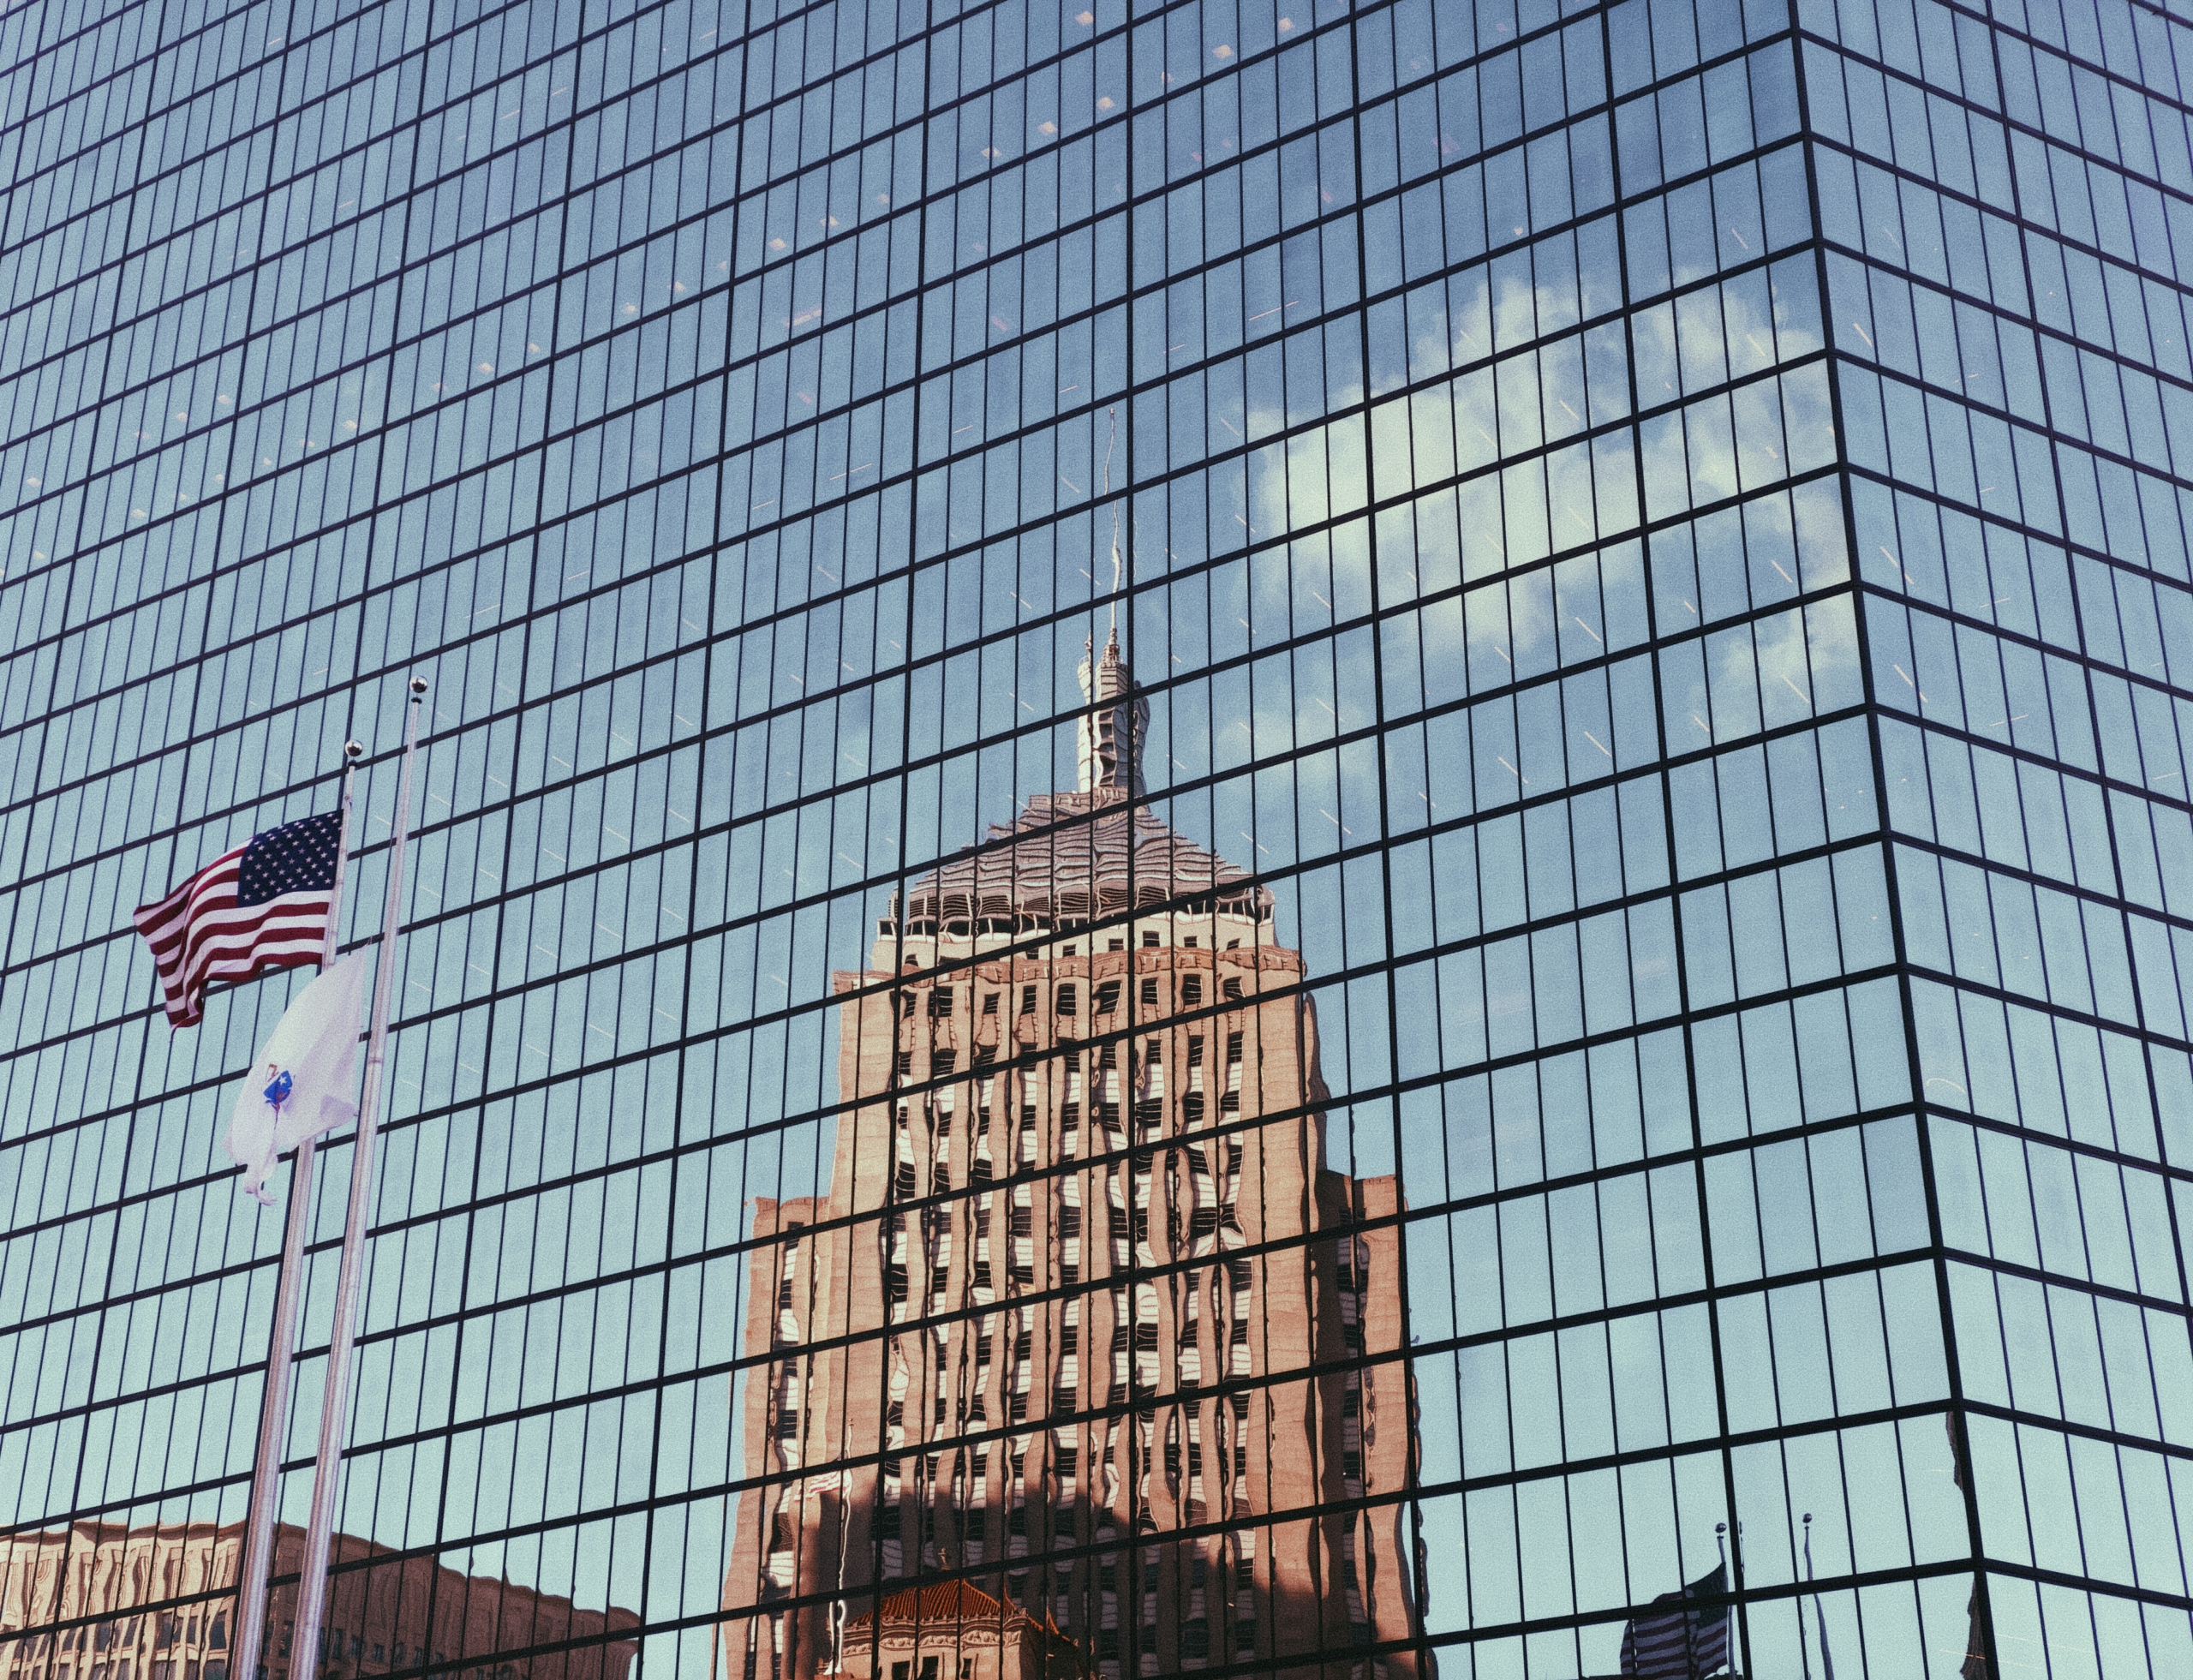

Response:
(227, 954), (367, 1204)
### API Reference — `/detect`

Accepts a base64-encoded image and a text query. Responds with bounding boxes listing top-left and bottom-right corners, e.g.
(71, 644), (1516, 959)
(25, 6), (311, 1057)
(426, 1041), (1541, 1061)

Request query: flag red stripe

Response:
(132, 849), (245, 936)
(153, 893), (331, 955)
(137, 874), (248, 964)
(146, 903), (329, 975)
(175, 916), (332, 985)
(135, 855), (243, 924)
(148, 898), (332, 982)
(172, 906), (332, 978)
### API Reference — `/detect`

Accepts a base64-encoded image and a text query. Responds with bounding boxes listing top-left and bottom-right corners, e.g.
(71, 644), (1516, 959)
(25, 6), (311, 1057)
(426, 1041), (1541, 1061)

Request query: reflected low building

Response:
(0, 1523), (637, 1680)
(723, 639), (1422, 1680)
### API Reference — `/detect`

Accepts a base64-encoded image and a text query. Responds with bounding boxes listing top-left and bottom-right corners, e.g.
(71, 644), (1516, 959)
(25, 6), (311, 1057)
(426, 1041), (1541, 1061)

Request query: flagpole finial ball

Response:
(1802, 1512), (1813, 1524)
(1715, 1522), (1727, 1534)
(344, 741), (364, 761)
(408, 676), (428, 697)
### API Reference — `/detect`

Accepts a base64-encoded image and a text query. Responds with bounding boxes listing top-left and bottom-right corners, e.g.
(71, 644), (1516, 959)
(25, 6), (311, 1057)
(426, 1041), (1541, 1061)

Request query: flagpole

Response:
(290, 679), (428, 1680)
(233, 739), (365, 1680)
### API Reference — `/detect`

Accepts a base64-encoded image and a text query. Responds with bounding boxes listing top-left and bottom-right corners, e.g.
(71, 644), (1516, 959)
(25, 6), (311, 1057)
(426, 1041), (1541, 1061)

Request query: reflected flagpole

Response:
(1803, 1512), (1836, 1680)
(1713, 1522), (1730, 1680)
(234, 738), (364, 1680)
(290, 678), (428, 1678)
(1797, 1514), (1815, 1680)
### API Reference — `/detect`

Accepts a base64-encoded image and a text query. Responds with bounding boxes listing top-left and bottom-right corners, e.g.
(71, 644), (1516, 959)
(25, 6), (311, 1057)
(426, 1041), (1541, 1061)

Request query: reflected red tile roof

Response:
(857, 1580), (1008, 1623)
(908, 792), (1268, 923)
(850, 1580), (1073, 1645)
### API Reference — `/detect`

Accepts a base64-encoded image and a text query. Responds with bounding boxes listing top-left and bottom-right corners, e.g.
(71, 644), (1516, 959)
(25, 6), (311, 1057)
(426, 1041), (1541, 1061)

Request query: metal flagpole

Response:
(290, 679), (428, 1680)
(234, 738), (366, 1680)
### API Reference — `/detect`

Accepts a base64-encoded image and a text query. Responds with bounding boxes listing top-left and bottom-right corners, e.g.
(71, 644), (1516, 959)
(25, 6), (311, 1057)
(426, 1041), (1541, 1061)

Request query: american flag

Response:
(133, 811), (344, 1028)
(1621, 1564), (1730, 1677)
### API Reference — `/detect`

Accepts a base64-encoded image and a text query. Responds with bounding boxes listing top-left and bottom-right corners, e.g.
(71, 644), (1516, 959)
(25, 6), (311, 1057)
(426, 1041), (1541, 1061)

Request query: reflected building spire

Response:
(1075, 629), (1147, 798)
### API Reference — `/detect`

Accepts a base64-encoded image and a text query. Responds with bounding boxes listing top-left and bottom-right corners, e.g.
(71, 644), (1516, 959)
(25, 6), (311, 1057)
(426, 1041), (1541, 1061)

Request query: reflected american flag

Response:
(1620, 1563), (1731, 1677)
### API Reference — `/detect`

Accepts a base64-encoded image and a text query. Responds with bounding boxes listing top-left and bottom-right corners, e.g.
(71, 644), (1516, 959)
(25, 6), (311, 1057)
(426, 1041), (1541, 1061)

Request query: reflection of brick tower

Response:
(724, 633), (1419, 1680)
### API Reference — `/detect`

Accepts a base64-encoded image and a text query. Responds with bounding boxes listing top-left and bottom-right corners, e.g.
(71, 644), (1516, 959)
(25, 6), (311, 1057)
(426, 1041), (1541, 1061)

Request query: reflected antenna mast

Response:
(1102, 405), (1123, 639)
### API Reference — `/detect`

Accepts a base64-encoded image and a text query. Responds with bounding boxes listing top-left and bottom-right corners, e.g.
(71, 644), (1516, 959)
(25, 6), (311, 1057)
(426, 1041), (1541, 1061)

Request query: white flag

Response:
(226, 954), (367, 1204)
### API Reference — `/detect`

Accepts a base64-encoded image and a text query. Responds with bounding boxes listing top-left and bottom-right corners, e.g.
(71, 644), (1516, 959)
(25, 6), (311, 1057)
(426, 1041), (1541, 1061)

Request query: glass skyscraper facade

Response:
(3, 3), (2191, 1680)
